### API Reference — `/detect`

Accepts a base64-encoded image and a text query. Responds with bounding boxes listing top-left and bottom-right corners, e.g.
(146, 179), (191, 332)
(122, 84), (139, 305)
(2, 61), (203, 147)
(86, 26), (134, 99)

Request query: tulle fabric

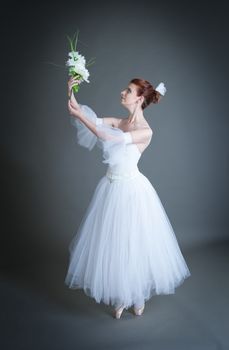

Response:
(66, 104), (191, 309)
(70, 104), (98, 151)
(64, 172), (191, 309)
(70, 104), (131, 166)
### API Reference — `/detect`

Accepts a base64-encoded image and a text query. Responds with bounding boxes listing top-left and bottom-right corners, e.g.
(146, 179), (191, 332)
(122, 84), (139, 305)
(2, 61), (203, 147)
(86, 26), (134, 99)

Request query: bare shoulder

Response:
(120, 118), (153, 134)
(139, 120), (153, 134)
(102, 116), (153, 136)
(140, 122), (153, 137)
(102, 117), (123, 128)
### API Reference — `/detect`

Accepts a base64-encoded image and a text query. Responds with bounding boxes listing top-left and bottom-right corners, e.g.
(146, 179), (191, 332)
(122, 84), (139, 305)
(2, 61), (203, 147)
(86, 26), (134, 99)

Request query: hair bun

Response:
(130, 78), (166, 109)
(151, 89), (160, 104)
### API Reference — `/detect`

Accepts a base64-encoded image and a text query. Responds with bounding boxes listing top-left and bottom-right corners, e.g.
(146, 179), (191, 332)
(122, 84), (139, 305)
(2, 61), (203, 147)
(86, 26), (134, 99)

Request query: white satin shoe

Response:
(134, 304), (145, 316)
(114, 306), (125, 319)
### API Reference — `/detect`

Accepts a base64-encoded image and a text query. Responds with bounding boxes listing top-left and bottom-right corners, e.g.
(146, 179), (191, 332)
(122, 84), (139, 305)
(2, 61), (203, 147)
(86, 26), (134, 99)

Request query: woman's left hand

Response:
(68, 99), (82, 120)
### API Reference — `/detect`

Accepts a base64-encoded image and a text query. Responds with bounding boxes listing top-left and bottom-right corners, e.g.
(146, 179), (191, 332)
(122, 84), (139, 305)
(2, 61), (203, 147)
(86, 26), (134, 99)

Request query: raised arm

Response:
(68, 98), (124, 142)
(68, 99), (101, 137)
(68, 101), (153, 164)
(69, 99), (152, 146)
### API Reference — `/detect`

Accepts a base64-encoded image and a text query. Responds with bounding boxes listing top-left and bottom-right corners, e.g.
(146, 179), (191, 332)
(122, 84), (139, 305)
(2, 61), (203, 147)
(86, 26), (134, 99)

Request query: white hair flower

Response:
(155, 82), (167, 96)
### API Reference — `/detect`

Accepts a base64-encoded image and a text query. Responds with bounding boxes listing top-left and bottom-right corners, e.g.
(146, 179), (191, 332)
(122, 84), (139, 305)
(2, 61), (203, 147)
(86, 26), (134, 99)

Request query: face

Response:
(121, 83), (143, 107)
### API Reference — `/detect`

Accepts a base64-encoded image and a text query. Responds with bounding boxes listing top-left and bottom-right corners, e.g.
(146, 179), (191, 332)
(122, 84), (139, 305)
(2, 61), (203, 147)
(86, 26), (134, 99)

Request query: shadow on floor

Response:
(0, 239), (228, 350)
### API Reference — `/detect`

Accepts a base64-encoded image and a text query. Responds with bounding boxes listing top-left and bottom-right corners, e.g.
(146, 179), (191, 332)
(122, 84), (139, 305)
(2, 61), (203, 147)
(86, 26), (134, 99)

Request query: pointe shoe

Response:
(134, 304), (145, 316)
(114, 306), (125, 319)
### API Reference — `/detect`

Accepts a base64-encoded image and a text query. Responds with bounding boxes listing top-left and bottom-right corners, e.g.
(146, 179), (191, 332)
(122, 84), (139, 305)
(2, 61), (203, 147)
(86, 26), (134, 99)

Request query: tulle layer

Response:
(70, 104), (98, 151)
(64, 171), (191, 309)
(70, 104), (133, 167)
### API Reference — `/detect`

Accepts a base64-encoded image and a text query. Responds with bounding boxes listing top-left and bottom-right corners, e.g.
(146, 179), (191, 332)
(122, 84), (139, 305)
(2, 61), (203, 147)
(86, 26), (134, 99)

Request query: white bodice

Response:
(105, 143), (142, 182)
(106, 143), (141, 174)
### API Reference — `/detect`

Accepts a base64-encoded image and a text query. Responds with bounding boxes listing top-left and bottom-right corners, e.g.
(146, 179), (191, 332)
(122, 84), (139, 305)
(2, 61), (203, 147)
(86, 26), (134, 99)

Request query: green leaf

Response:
(44, 61), (66, 69)
(86, 57), (96, 67)
(87, 56), (96, 64)
(73, 84), (79, 93)
(74, 29), (80, 51)
(66, 35), (74, 52)
(86, 61), (95, 67)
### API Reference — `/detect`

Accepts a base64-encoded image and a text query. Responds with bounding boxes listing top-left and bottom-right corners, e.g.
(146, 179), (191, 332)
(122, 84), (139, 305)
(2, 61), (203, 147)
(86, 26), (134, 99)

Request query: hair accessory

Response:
(155, 82), (167, 96)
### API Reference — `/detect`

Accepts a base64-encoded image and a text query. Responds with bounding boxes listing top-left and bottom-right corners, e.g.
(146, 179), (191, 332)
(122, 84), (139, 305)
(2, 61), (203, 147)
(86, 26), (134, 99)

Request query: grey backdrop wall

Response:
(2, 0), (229, 267)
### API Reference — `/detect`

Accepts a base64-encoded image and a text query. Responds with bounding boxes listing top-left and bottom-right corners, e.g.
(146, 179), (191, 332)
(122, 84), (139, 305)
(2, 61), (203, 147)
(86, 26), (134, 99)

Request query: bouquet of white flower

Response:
(66, 30), (95, 93)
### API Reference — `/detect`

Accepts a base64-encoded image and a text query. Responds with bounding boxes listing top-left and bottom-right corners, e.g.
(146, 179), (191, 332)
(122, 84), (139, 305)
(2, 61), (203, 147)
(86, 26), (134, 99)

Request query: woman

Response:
(65, 77), (191, 319)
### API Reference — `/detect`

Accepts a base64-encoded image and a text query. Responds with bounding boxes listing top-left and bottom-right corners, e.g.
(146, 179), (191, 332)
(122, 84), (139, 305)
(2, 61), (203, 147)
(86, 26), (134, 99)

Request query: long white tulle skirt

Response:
(64, 169), (191, 309)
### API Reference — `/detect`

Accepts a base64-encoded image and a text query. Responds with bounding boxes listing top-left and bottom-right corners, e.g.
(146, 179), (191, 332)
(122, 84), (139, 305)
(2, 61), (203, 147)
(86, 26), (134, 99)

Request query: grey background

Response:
(2, 0), (229, 264)
(1, 0), (229, 349)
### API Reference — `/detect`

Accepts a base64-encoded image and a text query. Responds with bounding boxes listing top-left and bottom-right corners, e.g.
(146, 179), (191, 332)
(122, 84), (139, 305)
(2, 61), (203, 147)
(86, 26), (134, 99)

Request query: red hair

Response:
(130, 78), (161, 110)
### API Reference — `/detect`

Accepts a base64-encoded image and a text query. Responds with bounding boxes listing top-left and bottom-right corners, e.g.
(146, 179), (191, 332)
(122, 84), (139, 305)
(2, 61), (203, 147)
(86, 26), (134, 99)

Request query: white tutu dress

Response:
(64, 104), (191, 310)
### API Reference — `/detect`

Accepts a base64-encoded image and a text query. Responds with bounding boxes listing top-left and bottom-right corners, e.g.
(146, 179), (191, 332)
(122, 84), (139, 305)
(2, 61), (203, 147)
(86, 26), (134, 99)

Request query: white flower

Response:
(66, 51), (86, 67)
(65, 32), (95, 92)
(155, 82), (167, 96)
(65, 50), (89, 82)
(72, 64), (90, 83)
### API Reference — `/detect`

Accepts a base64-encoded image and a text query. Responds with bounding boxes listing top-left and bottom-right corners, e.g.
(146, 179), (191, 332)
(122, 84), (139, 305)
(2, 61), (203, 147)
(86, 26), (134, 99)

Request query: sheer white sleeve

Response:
(69, 104), (133, 166)
(70, 104), (103, 151)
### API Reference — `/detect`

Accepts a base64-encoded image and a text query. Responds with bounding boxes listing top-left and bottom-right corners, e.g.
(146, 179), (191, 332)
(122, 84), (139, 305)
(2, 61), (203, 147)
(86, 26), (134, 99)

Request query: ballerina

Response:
(65, 77), (191, 319)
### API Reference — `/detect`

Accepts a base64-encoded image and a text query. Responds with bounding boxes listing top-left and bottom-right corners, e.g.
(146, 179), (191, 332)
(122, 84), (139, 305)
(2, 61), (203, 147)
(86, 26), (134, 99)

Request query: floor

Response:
(0, 240), (228, 350)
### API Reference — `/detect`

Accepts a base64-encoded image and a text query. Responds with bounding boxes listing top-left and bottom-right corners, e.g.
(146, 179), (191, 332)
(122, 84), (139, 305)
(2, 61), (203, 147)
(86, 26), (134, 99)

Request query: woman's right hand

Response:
(68, 77), (81, 108)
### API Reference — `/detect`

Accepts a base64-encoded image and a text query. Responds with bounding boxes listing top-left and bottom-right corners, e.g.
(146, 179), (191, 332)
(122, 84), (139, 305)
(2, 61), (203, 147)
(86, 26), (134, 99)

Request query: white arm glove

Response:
(95, 118), (103, 126)
(123, 132), (132, 144)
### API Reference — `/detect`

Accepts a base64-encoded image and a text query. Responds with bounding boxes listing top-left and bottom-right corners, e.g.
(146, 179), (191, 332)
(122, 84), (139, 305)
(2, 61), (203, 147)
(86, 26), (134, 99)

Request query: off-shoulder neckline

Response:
(103, 123), (144, 156)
